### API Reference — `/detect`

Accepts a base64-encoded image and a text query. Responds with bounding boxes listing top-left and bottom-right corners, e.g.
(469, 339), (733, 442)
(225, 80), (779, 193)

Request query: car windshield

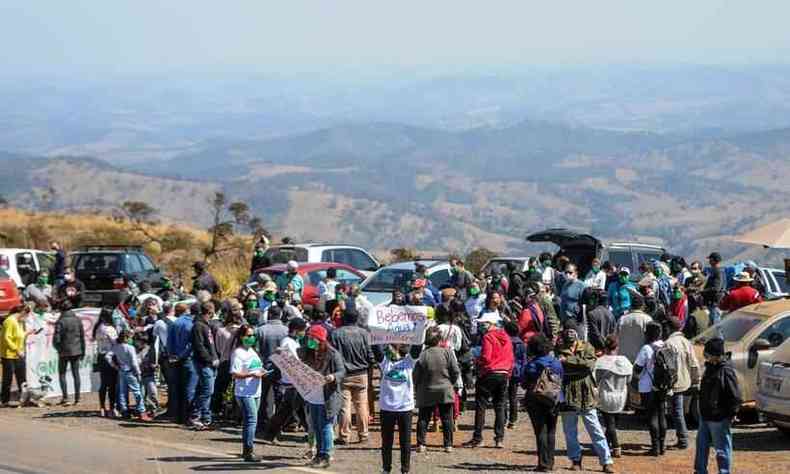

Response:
(263, 247), (308, 265)
(696, 313), (765, 344)
(770, 270), (789, 294)
(74, 254), (121, 273)
(363, 268), (414, 293)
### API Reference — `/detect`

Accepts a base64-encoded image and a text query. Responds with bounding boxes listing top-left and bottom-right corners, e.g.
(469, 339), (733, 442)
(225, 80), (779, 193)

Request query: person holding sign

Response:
(301, 325), (346, 469)
(231, 324), (266, 463)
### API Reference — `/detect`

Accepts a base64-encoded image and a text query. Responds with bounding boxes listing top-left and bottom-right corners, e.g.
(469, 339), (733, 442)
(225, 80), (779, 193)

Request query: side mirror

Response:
(751, 338), (773, 352)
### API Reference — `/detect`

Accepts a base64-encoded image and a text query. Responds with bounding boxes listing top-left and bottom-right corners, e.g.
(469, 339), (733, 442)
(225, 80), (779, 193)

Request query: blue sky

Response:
(2, 1), (789, 75)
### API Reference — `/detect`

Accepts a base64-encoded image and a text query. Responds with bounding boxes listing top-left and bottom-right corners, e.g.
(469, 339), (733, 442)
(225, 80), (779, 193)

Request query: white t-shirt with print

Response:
(278, 336), (300, 386)
(232, 347), (263, 398)
(635, 341), (665, 394)
(379, 355), (415, 412)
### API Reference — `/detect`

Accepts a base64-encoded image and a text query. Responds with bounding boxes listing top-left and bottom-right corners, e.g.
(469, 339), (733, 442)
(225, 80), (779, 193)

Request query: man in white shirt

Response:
(663, 316), (701, 450)
(583, 258), (607, 291)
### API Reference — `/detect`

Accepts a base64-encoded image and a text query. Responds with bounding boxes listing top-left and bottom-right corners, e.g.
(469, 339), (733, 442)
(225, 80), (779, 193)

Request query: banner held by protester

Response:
(270, 349), (326, 405)
(369, 305), (429, 345)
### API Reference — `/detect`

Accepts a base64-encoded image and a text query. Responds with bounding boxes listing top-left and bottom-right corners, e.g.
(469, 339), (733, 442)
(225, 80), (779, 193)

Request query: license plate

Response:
(765, 377), (783, 393)
(83, 293), (102, 303)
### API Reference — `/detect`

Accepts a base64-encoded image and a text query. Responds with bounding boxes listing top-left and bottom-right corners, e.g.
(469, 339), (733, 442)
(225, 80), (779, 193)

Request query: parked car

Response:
(691, 299), (790, 418)
(0, 268), (22, 316)
(70, 245), (165, 307)
(481, 257), (529, 275)
(526, 228), (666, 278)
(360, 260), (453, 306)
(251, 262), (366, 309)
(757, 338), (790, 436)
(0, 248), (55, 289)
(749, 266), (788, 300)
(260, 243), (380, 276)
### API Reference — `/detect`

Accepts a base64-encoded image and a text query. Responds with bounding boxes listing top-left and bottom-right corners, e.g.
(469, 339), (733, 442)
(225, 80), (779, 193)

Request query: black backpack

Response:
(651, 344), (679, 393)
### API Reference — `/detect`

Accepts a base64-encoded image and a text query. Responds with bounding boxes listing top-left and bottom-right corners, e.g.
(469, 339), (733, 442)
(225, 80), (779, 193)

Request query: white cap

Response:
(286, 260), (299, 271)
(619, 267), (631, 276)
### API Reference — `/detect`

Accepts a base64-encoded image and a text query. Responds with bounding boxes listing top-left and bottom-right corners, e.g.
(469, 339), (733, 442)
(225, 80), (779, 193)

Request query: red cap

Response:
(412, 278), (427, 289)
(308, 324), (328, 343)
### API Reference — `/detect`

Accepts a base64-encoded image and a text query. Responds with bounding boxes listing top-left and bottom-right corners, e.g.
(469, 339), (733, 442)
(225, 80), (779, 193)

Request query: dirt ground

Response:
(1, 391), (788, 474)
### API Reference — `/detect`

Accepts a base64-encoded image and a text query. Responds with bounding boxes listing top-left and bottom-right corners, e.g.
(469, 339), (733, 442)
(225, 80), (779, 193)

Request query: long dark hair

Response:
(232, 324), (256, 350)
(93, 307), (114, 339)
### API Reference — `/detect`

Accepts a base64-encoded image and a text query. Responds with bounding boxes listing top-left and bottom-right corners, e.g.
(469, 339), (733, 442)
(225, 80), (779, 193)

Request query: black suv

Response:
(70, 245), (164, 306)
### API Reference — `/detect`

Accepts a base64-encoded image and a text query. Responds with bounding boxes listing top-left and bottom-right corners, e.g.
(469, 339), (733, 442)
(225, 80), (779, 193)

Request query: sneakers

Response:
(462, 439), (482, 449)
(309, 456), (331, 469)
(302, 449), (316, 460)
(443, 446), (453, 453)
(494, 439), (504, 449)
(416, 445), (427, 453)
(188, 420), (207, 431)
(675, 442), (689, 450)
(612, 447), (622, 458)
(603, 464), (616, 473)
(58, 398), (70, 406)
(506, 422), (516, 430)
(359, 434), (370, 444)
(570, 460), (583, 471)
(139, 412), (153, 422)
(242, 448), (261, 463)
(335, 438), (349, 446)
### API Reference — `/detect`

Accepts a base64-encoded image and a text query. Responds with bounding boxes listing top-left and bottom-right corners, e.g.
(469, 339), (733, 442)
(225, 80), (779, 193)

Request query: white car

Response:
(757, 337), (790, 436)
(0, 248), (56, 289)
(360, 260), (453, 306)
(260, 243), (381, 276)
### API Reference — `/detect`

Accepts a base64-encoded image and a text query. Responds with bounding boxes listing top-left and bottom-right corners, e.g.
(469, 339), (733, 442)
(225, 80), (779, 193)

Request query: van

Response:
(757, 337), (790, 436)
(0, 248), (56, 289)
(526, 228), (666, 277)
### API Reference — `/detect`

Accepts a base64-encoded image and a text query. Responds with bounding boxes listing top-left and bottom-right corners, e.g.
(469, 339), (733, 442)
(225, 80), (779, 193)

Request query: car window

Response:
(263, 247), (308, 264)
(363, 268), (414, 293)
(758, 316), (790, 348)
(15, 252), (34, 267)
(769, 270), (789, 294)
(429, 269), (451, 289)
(321, 250), (334, 263)
(336, 269), (363, 285)
(606, 249), (633, 271)
(75, 254), (121, 273)
(696, 313), (765, 343)
(634, 249), (663, 267)
(349, 250), (377, 272)
(125, 254), (143, 274)
(138, 254), (156, 271)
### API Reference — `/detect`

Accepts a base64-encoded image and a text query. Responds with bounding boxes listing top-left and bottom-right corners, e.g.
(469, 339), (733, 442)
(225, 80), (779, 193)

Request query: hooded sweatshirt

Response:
(478, 328), (514, 378)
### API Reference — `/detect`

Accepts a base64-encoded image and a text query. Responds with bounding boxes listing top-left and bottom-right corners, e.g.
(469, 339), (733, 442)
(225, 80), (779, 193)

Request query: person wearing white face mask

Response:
(54, 268), (85, 310)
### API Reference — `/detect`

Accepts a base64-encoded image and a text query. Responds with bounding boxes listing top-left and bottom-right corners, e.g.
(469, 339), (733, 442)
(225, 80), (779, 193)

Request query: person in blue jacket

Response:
(504, 321), (527, 429)
(609, 268), (636, 319)
(523, 334), (564, 472)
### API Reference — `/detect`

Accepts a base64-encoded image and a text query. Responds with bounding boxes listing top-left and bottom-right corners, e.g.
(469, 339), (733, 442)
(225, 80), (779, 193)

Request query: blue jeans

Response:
(671, 393), (688, 445)
(118, 370), (145, 414)
(708, 305), (722, 326)
(695, 418), (732, 474)
(308, 403), (336, 458)
(561, 408), (613, 466)
(191, 364), (216, 423)
(237, 396), (260, 450)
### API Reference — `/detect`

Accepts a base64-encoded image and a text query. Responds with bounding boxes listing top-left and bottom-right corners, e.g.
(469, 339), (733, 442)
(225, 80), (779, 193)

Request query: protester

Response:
(585, 288), (616, 352)
(664, 316), (701, 450)
(523, 333), (563, 472)
(55, 268), (85, 309)
(255, 305), (288, 420)
(1, 304), (35, 407)
(634, 321), (667, 456)
(191, 301), (219, 429)
(379, 344), (415, 474)
(136, 332), (159, 413)
(517, 287), (548, 344)
(703, 252), (726, 326)
(720, 272), (762, 313)
(167, 303), (196, 424)
(504, 321), (526, 430)
(231, 324), (266, 462)
(694, 338), (742, 474)
(584, 258), (607, 290)
(669, 285), (689, 327)
(212, 302), (243, 415)
(465, 313), (514, 449)
(53, 306), (86, 405)
(107, 329), (151, 421)
(594, 335), (632, 458)
(617, 291), (652, 364)
(414, 326), (460, 453)
(559, 264), (585, 324)
(192, 261), (220, 296)
(450, 258), (474, 300)
(318, 267), (339, 312)
(51, 241), (67, 286)
(330, 308), (375, 445)
(609, 268), (636, 319)
(557, 319), (615, 473)
(93, 307), (119, 417)
(276, 261), (304, 304)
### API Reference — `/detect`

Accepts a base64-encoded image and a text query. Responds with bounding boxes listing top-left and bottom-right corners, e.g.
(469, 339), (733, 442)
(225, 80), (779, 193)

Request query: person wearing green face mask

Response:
(231, 324), (266, 462)
(24, 271), (53, 309)
(583, 258), (607, 291)
(608, 268), (636, 319)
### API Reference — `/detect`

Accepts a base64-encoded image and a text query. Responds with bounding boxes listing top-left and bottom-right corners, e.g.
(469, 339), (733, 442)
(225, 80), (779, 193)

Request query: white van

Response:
(0, 248), (55, 289)
(757, 337), (790, 436)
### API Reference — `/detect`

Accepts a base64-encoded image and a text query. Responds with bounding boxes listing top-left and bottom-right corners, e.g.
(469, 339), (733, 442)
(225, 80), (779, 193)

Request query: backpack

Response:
(651, 344), (679, 393)
(529, 366), (563, 408)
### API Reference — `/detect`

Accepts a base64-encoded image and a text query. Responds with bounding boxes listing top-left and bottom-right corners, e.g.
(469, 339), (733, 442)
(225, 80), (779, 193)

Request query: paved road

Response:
(0, 415), (329, 474)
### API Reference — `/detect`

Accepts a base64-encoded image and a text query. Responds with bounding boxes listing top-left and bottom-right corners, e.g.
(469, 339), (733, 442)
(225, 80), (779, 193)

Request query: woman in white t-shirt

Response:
(379, 344), (415, 474)
(231, 324), (266, 463)
(634, 321), (667, 457)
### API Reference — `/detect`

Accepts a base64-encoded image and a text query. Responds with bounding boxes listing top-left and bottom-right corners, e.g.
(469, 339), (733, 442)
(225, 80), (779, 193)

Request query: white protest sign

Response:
(270, 350), (326, 405)
(24, 308), (100, 398)
(368, 305), (429, 345)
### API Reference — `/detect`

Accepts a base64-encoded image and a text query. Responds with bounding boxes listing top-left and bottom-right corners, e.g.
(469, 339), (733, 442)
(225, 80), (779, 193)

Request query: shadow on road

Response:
(149, 456), (294, 472)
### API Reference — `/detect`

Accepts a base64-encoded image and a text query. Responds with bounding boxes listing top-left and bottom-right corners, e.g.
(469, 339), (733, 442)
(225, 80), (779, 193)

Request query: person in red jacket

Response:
(464, 313), (514, 449)
(517, 288), (546, 345)
(720, 272), (762, 313)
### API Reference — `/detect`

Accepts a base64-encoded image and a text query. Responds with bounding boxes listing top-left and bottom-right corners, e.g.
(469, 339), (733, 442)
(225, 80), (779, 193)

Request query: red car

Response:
(0, 268), (22, 316)
(251, 263), (366, 308)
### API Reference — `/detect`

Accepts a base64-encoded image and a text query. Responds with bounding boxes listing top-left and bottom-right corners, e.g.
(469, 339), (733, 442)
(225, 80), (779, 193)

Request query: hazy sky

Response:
(2, 1), (789, 76)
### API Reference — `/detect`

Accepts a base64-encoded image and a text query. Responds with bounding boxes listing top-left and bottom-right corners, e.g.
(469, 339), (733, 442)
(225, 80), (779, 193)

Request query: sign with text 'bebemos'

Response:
(269, 349), (326, 405)
(368, 305), (428, 345)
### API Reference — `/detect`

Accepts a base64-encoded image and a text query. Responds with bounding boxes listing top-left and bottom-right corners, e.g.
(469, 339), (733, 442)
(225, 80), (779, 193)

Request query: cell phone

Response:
(34, 327), (44, 335)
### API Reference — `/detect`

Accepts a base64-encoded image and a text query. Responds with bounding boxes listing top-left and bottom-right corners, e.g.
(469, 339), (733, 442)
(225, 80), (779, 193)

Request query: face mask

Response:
(542, 261), (551, 268)
(591, 266), (600, 273)
(563, 331), (578, 344)
(263, 292), (276, 302)
(618, 275), (628, 284)
(255, 250), (265, 258)
(306, 338), (319, 350)
(37, 277), (48, 286)
(246, 300), (258, 310)
(385, 346), (399, 360)
(242, 336), (256, 348)
(296, 334), (306, 345)
(469, 288), (480, 298)
(673, 290), (682, 300)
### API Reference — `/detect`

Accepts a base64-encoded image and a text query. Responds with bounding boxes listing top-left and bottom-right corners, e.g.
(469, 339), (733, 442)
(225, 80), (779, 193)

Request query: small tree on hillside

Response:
(389, 247), (420, 263)
(205, 192), (267, 260)
(119, 200), (162, 244)
(465, 247), (498, 275)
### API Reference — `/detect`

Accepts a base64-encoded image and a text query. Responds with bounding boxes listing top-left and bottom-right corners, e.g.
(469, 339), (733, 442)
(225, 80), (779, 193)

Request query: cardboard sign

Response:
(368, 305), (429, 345)
(269, 350), (326, 405)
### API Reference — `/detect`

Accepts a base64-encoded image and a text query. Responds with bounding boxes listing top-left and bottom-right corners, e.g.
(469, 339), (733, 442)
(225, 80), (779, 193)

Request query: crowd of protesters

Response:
(1, 242), (762, 474)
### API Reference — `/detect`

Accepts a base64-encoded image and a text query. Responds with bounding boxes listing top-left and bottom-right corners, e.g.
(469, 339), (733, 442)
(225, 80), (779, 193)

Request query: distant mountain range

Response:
(3, 119), (790, 266)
